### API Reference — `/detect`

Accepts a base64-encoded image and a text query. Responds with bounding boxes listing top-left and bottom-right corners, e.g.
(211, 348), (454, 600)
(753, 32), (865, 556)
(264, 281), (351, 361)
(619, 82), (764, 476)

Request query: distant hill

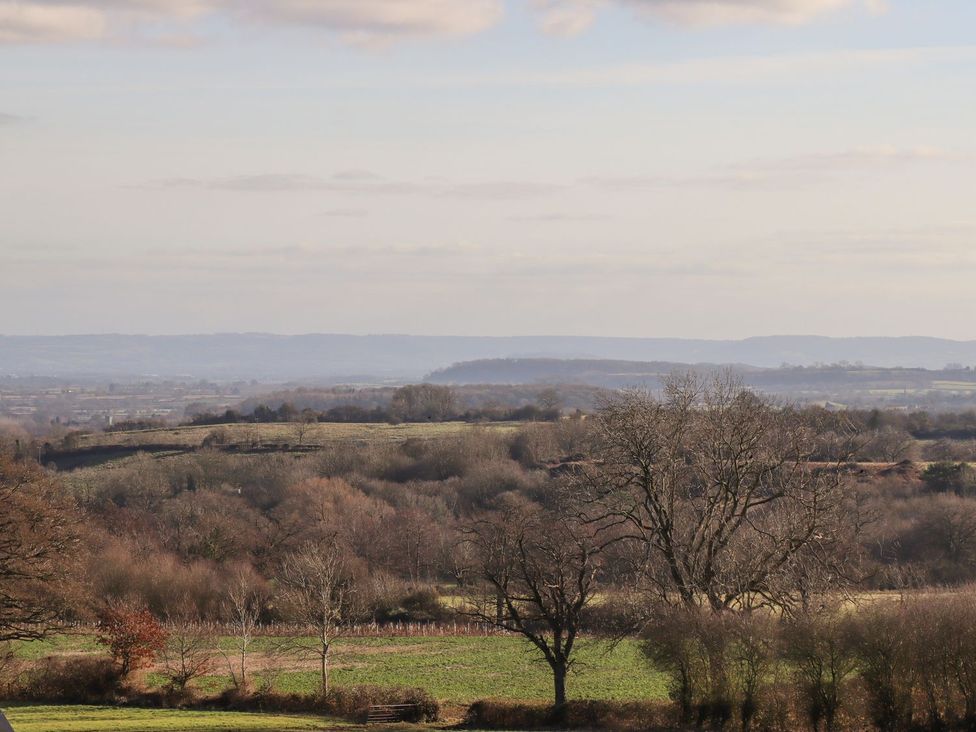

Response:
(427, 358), (976, 410)
(426, 358), (741, 386)
(1, 334), (975, 381)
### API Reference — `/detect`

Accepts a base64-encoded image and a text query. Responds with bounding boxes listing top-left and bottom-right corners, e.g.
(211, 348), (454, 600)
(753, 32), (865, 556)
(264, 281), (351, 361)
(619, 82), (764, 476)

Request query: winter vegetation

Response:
(4, 373), (976, 730)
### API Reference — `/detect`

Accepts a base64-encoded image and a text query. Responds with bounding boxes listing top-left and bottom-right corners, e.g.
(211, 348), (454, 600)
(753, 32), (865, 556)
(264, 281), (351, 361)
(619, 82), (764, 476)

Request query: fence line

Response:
(56, 620), (512, 638)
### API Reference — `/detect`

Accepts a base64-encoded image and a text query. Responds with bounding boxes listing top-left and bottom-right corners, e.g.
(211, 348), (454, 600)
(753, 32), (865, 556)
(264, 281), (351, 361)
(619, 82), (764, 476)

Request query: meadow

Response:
(0, 705), (367, 732)
(13, 635), (666, 708)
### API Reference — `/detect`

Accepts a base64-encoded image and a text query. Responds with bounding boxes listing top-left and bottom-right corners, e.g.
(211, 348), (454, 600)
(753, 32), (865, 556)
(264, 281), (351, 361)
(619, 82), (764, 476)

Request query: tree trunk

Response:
(552, 662), (568, 724)
(240, 647), (247, 691)
(321, 649), (330, 696)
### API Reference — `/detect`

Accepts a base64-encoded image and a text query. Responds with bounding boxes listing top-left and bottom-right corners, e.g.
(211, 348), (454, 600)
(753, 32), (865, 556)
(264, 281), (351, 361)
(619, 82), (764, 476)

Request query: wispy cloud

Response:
(619, 0), (882, 27)
(148, 173), (419, 194)
(738, 145), (960, 173)
(509, 212), (611, 222)
(463, 46), (976, 88)
(144, 144), (962, 202)
(145, 172), (562, 200)
(534, 0), (884, 36)
(323, 208), (369, 218)
(441, 181), (564, 199)
(0, 112), (28, 125)
(0, 3), (104, 44)
(532, 0), (603, 37)
(585, 145), (969, 192)
(233, 0), (503, 47)
(0, 0), (501, 45)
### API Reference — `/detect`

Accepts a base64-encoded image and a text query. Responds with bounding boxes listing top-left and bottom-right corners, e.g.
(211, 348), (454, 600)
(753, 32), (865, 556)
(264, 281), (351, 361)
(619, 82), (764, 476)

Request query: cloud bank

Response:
(0, 0), (501, 44)
(0, 0), (880, 45)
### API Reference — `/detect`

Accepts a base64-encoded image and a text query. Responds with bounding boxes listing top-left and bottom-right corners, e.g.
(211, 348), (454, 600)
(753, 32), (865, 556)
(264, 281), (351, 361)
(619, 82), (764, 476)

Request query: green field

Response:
(0, 705), (364, 732)
(15, 635), (666, 706)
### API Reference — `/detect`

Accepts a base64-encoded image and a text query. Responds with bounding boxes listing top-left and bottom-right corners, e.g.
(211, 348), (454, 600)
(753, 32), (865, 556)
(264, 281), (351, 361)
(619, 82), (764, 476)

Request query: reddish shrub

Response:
(97, 604), (169, 677)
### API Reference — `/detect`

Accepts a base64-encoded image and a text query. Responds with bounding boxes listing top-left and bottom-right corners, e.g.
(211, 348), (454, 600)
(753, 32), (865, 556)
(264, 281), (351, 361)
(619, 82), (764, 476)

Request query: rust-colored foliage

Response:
(97, 605), (169, 677)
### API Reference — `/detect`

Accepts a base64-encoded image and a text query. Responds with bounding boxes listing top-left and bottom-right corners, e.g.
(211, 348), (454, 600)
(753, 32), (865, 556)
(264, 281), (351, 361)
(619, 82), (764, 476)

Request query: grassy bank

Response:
(0, 705), (361, 732)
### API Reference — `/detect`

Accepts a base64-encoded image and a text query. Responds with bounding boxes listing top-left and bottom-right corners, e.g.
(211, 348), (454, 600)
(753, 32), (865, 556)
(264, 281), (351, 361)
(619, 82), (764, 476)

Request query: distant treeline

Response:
(853, 408), (976, 440)
(428, 358), (976, 410)
(188, 384), (563, 426)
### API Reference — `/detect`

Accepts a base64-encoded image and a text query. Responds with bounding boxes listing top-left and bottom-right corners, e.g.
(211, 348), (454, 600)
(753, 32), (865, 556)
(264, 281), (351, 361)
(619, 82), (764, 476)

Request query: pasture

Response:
(13, 635), (666, 707)
(0, 705), (363, 732)
(45, 420), (523, 471)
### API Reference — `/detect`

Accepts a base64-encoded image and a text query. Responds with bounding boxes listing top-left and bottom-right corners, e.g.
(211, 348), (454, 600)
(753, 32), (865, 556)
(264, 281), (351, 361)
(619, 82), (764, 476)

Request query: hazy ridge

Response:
(1, 334), (976, 380)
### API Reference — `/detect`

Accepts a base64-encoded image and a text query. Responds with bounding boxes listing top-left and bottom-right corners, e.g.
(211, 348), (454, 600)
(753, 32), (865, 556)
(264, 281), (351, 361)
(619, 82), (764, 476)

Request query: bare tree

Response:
(0, 458), (80, 641)
(390, 384), (456, 422)
(865, 426), (917, 463)
(162, 622), (214, 692)
(536, 388), (562, 413)
(160, 603), (215, 692)
(222, 570), (264, 693)
(294, 410), (317, 447)
(276, 540), (355, 695)
(574, 372), (862, 615)
(461, 501), (603, 720)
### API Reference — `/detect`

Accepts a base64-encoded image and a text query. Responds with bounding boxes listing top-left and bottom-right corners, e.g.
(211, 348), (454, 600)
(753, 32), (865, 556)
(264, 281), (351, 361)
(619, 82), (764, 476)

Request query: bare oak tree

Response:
(574, 373), (862, 615)
(461, 501), (603, 719)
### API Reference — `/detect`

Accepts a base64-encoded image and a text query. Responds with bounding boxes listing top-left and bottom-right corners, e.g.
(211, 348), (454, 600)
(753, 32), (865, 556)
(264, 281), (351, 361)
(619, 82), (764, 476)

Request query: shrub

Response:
(325, 684), (438, 722)
(782, 609), (859, 732)
(0, 642), (21, 697)
(922, 462), (976, 495)
(846, 604), (916, 732)
(643, 608), (776, 731)
(464, 700), (551, 729)
(97, 604), (169, 677)
(464, 699), (670, 730)
(643, 609), (731, 728)
(216, 684), (438, 723)
(903, 593), (976, 729)
(371, 588), (452, 624)
(16, 656), (122, 704)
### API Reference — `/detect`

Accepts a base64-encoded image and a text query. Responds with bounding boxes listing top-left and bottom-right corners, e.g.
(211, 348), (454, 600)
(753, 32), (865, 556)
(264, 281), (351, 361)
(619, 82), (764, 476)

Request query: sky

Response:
(1, 0), (975, 339)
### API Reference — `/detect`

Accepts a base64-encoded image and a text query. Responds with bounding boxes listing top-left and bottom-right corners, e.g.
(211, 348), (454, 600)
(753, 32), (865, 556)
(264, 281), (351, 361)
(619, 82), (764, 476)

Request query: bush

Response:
(643, 608), (775, 730)
(464, 699), (670, 730)
(97, 604), (169, 677)
(15, 656), (122, 704)
(464, 700), (552, 729)
(782, 609), (859, 732)
(846, 604), (916, 732)
(215, 684), (438, 722)
(371, 588), (453, 624)
(903, 594), (976, 730)
(326, 684), (438, 722)
(922, 462), (976, 495)
(0, 642), (21, 698)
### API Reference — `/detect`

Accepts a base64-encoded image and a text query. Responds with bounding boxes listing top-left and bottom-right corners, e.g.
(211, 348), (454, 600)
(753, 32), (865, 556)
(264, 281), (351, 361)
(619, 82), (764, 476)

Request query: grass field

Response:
(14, 635), (666, 706)
(73, 422), (520, 451)
(0, 705), (365, 732)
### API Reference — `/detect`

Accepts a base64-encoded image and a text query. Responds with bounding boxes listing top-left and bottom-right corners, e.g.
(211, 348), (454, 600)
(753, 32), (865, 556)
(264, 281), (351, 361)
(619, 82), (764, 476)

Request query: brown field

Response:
(73, 421), (521, 450)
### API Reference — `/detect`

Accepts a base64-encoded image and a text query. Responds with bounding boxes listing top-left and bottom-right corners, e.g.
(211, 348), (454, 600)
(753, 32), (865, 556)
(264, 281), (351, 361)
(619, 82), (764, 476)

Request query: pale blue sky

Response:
(1, 0), (975, 338)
